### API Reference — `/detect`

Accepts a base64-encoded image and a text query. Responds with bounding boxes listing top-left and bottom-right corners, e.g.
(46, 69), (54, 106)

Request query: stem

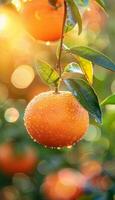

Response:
(48, 0), (61, 9)
(54, 0), (67, 94)
(56, 0), (67, 78)
(55, 85), (59, 93)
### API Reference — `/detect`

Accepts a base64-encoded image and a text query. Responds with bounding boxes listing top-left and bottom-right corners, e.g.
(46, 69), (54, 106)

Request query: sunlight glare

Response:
(0, 14), (8, 31)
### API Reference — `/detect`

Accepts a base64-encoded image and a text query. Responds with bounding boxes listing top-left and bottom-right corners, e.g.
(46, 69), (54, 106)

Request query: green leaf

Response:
(35, 59), (59, 87)
(76, 56), (93, 85)
(64, 45), (115, 71)
(64, 79), (102, 123)
(62, 62), (84, 79)
(64, 62), (82, 73)
(65, 5), (75, 33)
(66, 0), (82, 34)
(95, 0), (106, 11)
(101, 94), (115, 106)
(75, 0), (89, 7)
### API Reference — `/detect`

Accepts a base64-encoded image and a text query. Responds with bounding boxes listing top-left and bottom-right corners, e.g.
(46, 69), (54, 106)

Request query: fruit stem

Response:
(55, 0), (67, 94)
(55, 85), (59, 94)
(48, 0), (61, 9)
(56, 0), (67, 78)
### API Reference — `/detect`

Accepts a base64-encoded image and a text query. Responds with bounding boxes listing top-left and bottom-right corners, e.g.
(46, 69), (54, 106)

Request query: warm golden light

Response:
(4, 107), (19, 123)
(0, 14), (8, 31)
(0, 8), (23, 39)
(11, 65), (35, 89)
(46, 41), (51, 46)
(11, 0), (22, 11)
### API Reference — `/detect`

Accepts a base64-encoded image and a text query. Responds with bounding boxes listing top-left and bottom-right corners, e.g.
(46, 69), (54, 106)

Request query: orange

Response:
(83, 0), (107, 32)
(0, 143), (38, 174)
(21, 0), (65, 41)
(42, 168), (86, 200)
(24, 91), (89, 148)
(81, 160), (102, 179)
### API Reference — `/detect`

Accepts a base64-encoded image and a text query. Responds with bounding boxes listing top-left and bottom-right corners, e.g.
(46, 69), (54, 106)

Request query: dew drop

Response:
(67, 145), (72, 149)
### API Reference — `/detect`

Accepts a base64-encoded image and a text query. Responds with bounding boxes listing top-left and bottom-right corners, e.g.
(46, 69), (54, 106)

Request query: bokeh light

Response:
(0, 8), (23, 39)
(13, 173), (34, 193)
(0, 14), (8, 31)
(11, 65), (35, 89)
(4, 107), (19, 123)
(46, 41), (51, 46)
(81, 160), (102, 178)
(0, 1), (114, 200)
(11, 0), (22, 11)
(84, 125), (101, 142)
(42, 169), (86, 200)
(1, 186), (20, 200)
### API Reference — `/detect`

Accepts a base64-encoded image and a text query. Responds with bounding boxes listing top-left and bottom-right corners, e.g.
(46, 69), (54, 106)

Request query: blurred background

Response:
(0, 0), (115, 199)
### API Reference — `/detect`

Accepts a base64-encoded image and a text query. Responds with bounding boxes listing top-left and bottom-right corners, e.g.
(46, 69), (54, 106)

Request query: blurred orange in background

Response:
(83, 0), (107, 32)
(0, 142), (38, 175)
(81, 160), (102, 179)
(42, 168), (86, 200)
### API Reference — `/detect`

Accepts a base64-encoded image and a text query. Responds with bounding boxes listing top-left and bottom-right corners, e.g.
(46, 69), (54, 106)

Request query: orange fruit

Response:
(0, 143), (38, 174)
(21, 0), (65, 41)
(81, 160), (102, 179)
(42, 168), (86, 200)
(24, 91), (89, 148)
(83, 0), (107, 32)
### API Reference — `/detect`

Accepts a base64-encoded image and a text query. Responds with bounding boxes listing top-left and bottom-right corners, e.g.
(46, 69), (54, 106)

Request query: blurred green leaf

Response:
(95, 0), (106, 11)
(75, 0), (89, 6)
(35, 59), (59, 87)
(64, 78), (102, 123)
(64, 45), (115, 71)
(66, 0), (82, 34)
(65, 4), (75, 32)
(101, 94), (115, 106)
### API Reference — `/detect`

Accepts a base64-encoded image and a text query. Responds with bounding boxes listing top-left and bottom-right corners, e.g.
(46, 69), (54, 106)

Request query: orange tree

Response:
(23, 0), (115, 148)
(0, 0), (115, 200)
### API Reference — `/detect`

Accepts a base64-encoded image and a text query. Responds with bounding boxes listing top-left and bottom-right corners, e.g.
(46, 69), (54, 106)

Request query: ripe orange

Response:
(42, 168), (86, 200)
(24, 91), (89, 148)
(0, 143), (38, 174)
(21, 0), (65, 41)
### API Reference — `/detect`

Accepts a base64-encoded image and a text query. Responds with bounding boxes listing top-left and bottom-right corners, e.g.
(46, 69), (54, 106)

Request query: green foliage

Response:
(75, 56), (93, 85)
(64, 45), (115, 71)
(95, 0), (106, 10)
(66, 0), (82, 34)
(35, 59), (59, 87)
(64, 79), (102, 123)
(64, 62), (82, 73)
(101, 94), (115, 106)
